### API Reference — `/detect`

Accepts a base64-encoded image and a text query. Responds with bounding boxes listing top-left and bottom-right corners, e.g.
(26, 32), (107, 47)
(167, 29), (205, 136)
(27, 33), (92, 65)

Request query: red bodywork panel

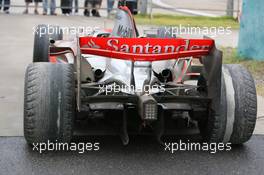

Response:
(79, 37), (215, 62)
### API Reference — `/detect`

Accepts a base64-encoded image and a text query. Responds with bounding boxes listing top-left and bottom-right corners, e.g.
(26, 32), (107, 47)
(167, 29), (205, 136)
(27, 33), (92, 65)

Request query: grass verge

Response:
(222, 47), (264, 96)
(134, 14), (239, 29)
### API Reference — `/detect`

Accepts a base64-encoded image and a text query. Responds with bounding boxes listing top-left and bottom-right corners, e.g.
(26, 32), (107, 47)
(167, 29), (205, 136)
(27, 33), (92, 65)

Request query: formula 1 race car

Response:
(24, 2), (257, 145)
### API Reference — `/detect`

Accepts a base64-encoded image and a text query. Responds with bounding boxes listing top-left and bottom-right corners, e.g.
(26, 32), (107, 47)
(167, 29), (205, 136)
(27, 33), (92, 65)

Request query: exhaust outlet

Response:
(94, 69), (105, 81)
(155, 69), (172, 82)
(161, 69), (171, 79)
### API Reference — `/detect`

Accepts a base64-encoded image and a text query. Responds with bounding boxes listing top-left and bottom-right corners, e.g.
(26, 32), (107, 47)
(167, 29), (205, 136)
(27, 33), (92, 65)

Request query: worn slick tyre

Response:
(33, 24), (63, 62)
(225, 64), (257, 144)
(199, 64), (257, 144)
(24, 63), (75, 144)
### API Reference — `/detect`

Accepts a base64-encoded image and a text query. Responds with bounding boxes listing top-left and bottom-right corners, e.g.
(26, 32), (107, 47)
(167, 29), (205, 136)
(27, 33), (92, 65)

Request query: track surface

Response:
(1, 136), (264, 175)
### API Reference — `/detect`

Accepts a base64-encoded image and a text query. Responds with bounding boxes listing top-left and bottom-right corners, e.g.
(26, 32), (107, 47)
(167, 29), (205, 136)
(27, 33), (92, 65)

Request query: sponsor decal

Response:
(80, 38), (213, 54)
(84, 39), (100, 49)
(107, 39), (209, 54)
(116, 25), (134, 38)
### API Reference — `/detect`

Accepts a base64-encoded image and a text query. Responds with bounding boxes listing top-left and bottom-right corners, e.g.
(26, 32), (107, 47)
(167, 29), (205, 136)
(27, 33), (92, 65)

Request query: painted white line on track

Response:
(152, 0), (219, 17)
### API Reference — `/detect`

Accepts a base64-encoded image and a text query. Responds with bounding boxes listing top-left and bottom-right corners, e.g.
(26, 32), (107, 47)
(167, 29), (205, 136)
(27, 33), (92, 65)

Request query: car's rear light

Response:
(144, 103), (158, 120)
(139, 95), (158, 120)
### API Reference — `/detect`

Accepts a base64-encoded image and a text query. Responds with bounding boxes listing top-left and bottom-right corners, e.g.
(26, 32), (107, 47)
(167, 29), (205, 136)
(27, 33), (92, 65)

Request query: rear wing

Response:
(79, 37), (215, 62)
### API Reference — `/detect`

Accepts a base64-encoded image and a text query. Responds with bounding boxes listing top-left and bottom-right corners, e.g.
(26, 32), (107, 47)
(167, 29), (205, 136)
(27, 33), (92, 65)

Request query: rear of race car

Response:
(23, 5), (257, 146)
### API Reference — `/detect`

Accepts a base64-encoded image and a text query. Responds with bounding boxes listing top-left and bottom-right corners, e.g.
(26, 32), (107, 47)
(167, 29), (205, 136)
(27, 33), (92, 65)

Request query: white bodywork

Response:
(56, 7), (191, 95)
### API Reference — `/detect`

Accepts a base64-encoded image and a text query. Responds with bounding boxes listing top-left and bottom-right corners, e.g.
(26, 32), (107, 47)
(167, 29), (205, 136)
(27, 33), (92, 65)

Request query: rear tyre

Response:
(33, 24), (63, 62)
(199, 64), (257, 144)
(226, 64), (257, 144)
(24, 63), (75, 144)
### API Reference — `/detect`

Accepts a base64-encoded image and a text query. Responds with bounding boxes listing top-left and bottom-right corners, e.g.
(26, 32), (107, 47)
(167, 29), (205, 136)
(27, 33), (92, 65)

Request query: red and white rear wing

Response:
(79, 37), (215, 62)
